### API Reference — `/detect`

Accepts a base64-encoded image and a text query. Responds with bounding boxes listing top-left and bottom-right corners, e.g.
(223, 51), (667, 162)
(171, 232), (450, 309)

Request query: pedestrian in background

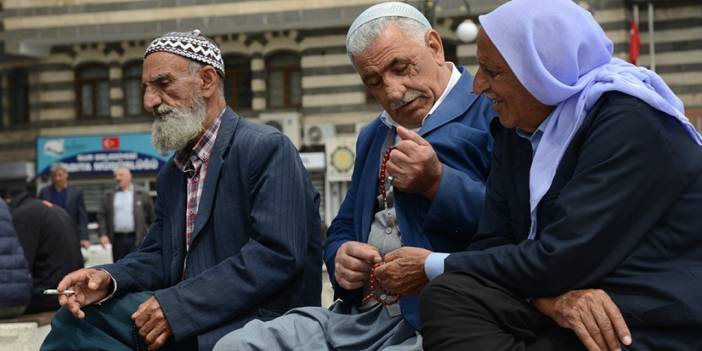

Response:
(38, 163), (90, 249)
(97, 166), (154, 261)
(7, 187), (83, 313)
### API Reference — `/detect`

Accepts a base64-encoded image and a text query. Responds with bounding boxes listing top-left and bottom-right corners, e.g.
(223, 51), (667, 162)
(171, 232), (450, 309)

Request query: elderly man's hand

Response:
(56, 268), (112, 319)
(373, 247), (431, 295)
(334, 241), (382, 290)
(132, 296), (172, 350)
(533, 289), (632, 351)
(386, 126), (442, 199)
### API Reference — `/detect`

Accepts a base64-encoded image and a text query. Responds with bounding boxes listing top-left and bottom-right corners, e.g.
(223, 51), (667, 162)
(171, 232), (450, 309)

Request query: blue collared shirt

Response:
(515, 111), (553, 156)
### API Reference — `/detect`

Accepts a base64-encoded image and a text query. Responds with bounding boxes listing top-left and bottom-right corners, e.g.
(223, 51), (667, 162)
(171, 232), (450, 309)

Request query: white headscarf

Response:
(479, 0), (702, 239)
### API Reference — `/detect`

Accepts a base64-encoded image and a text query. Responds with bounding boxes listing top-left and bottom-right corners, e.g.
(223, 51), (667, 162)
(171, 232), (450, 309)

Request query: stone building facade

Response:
(0, 0), (700, 222)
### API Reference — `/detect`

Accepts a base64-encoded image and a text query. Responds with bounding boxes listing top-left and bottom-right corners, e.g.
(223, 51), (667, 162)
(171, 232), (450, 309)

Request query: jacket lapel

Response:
(160, 159), (187, 278)
(191, 107), (239, 245)
(419, 67), (477, 137)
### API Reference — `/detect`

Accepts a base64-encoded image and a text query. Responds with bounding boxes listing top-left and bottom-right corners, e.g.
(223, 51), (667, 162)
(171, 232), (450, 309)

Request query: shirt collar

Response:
(115, 184), (134, 192)
(515, 110), (555, 154)
(174, 108), (225, 173)
(379, 62), (461, 129)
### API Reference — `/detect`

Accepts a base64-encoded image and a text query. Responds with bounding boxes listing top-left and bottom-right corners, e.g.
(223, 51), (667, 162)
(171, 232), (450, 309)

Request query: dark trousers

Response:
(112, 232), (137, 262)
(420, 272), (586, 351)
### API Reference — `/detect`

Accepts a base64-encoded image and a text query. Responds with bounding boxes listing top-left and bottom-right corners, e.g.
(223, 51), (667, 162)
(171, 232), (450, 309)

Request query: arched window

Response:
(123, 60), (144, 116)
(76, 63), (110, 118)
(265, 52), (301, 109)
(223, 55), (252, 110)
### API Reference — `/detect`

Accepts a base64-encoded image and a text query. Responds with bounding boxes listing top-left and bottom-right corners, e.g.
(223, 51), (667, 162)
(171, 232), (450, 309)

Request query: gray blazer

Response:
(96, 185), (154, 245)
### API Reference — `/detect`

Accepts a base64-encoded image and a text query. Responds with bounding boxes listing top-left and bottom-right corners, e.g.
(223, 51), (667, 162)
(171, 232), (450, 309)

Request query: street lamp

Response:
(412, 0), (479, 42)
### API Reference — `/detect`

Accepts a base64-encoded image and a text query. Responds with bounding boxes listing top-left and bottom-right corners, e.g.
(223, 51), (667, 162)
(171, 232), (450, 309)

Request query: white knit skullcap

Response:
(145, 29), (225, 77)
(346, 2), (431, 47)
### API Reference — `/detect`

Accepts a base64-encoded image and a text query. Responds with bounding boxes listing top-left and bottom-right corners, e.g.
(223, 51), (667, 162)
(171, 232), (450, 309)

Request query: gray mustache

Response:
(389, 90), (422, 110)
(153, 104), (175, 118)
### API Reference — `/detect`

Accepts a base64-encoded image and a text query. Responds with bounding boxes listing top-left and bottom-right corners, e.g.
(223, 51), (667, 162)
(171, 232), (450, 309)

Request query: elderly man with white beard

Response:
(40, 30), (323, 351)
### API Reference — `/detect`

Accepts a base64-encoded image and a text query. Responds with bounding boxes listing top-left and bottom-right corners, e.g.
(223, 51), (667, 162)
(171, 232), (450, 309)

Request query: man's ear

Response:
(425, 30), (446, 65)
(199, 66), (220, 98)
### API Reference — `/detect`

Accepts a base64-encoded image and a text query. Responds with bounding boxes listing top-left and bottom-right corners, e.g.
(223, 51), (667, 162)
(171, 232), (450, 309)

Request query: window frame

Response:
(122, 60), (145, 117)
(223, 54), (253, 110)
(7, 68), (30, 126)
(265, 51), (302, 109)
(75, 62), (111, 119)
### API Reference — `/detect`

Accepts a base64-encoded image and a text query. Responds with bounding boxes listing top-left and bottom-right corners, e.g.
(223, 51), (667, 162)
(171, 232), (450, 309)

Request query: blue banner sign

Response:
(36, 133), (171, 176)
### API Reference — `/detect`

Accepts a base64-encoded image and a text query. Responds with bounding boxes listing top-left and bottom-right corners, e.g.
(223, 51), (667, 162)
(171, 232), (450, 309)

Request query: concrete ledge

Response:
(0, 311), (54, 326)
(0, 311), (54, 351)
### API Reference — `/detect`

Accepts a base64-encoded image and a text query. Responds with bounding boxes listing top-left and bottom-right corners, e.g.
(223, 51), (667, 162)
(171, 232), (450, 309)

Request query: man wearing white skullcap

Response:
(420, 0), (702, 350)
(41, 30), (323, 351)
(214, 2), (495, 350)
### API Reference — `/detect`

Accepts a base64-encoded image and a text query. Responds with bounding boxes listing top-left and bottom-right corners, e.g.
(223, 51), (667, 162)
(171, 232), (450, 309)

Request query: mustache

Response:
(152, 104), (175, 118)
(389, 90), (422, 111)
(474, 91), (498, 102)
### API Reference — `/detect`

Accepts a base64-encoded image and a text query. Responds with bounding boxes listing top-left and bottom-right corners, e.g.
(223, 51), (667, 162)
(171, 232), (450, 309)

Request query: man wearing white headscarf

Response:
(416, 0), (702, 350)
(214, 2), (495, 350)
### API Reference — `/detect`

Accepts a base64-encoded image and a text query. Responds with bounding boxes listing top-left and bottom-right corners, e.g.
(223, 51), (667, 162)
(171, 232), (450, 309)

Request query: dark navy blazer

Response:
(103, 108), (322, 350)
(38, 185), (89, 241)
(447, 92), (702, 350)
(325, 67), (495, 330)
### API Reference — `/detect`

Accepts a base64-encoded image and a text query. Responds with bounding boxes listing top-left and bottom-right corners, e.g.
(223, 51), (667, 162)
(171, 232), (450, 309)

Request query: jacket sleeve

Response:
(422, 99), (494, 239)
(445, 104), (693, 297)
(323, 130), (371, 302)
(422, 164), (486, 240)
(152, 132), (319, 340)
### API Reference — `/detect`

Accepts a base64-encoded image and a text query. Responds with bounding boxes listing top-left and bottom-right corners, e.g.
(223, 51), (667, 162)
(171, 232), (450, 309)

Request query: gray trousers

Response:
(214, 301), (422, 351)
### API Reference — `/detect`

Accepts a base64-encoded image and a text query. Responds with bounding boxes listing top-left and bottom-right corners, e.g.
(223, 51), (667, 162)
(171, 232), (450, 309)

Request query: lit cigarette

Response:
(42, 289), (76, 296)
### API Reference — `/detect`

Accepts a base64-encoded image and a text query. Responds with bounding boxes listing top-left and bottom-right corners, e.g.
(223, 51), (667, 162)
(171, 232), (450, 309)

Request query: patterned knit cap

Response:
(144, 29), (225, 77)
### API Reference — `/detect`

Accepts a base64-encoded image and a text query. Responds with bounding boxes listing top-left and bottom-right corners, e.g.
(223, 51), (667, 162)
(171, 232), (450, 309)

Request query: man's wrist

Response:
(95, 269), (118, 304)
(421, 163), (443, 199)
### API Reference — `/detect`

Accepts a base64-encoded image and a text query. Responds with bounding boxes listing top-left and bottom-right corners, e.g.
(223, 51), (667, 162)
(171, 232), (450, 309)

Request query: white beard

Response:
(151, 95), (207, 154)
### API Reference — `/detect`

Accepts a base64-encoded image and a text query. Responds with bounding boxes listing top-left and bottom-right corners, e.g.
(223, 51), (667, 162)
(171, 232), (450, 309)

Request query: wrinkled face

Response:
(51, 168), (68, 188)
(354, 22), (447, 129)
(114, 168), (131, 189)
(473, 30), (552, 133)
(142, 52), (207, 153)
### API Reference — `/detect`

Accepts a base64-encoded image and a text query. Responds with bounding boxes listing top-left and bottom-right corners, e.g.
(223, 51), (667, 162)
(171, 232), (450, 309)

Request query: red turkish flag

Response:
(629, 20), (641, 64)
(102, 136), (120, 150)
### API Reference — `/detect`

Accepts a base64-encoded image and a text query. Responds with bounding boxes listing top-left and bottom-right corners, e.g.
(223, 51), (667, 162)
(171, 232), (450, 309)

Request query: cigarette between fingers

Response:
(43, 289), (76, 296)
